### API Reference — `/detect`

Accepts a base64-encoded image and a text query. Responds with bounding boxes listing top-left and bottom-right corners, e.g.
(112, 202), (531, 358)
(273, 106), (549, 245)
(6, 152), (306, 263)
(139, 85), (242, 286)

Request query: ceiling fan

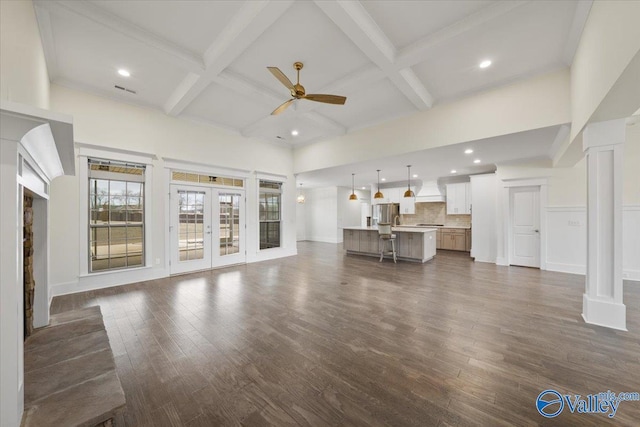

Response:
(267, 62), (347, 115)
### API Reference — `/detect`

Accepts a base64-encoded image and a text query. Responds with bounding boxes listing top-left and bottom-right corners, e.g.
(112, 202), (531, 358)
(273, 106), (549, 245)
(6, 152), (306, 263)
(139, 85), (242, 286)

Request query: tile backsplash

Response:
(400, 202), (471, 227)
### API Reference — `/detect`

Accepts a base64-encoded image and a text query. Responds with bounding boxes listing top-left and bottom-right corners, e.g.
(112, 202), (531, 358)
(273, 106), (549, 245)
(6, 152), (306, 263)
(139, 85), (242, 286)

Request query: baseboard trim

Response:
(624, 269), (640, 282)
(582, 294), (627, 331)
(473, 257), (497, 264)
(546, 262), (586, 275)
(306, 236), (341, 244)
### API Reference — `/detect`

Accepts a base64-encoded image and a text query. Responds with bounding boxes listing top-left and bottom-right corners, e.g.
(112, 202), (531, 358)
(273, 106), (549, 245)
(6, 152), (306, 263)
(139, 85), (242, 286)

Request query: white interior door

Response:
(212, 190), (245, 268)
(510, 187), (540, 268)
(170, 185), (212, 274)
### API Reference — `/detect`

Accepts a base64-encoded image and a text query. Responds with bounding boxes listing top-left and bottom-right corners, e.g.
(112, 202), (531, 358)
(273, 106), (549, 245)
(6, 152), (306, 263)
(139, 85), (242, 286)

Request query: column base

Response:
(582, 294), (627, 331)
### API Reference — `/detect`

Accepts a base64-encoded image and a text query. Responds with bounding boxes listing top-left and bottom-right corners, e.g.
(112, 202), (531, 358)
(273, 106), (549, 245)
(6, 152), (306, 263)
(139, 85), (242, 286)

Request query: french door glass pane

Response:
(178, 190), (206, 261)
(219, 193), (240, 256)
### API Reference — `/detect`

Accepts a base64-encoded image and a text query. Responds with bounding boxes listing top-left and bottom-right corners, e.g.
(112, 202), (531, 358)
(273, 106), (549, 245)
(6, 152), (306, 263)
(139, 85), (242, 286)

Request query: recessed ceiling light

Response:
(412, 174), (418, 178)
(117, 69), (130, 77)
(381, 178), (386, 181)
(479, 60), (492, 69)
(291, 130), (299, 136)
(451, 169), (457, 174)
(464, 149), (473, 154)
(361, 186), (366, 190)
(474, 159), (481, 164)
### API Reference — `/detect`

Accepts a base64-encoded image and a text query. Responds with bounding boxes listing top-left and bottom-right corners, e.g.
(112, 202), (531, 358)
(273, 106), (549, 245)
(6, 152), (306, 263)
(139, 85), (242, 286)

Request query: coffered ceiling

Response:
(34, 0), (590, 146)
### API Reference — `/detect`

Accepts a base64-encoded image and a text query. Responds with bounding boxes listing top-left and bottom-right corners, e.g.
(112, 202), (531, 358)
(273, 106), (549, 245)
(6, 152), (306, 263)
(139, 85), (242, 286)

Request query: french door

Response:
(170, 184), (245, 274)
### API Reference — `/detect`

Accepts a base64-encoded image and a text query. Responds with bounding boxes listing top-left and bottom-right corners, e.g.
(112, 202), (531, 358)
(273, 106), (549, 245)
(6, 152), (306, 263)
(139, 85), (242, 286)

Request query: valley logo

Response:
(536, 389), (640, 418)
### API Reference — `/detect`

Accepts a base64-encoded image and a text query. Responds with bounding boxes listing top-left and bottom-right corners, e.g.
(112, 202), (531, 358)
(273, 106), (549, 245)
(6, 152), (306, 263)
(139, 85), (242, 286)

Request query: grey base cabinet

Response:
(343, 228), (436, 263)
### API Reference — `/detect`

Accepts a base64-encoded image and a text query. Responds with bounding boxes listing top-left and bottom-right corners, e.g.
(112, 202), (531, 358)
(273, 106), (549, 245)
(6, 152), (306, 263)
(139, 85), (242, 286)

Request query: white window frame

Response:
(255, 171), (288, 252)
(78, 143), (155, 277)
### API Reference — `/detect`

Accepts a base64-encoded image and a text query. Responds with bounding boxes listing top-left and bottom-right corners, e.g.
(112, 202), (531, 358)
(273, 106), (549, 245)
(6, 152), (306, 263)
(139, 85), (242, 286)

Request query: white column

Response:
(582, 119), (626, 330)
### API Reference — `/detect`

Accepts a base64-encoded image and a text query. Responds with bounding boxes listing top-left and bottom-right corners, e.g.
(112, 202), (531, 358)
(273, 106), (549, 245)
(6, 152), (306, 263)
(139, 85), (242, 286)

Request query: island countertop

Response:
(342, 226), (436, 233)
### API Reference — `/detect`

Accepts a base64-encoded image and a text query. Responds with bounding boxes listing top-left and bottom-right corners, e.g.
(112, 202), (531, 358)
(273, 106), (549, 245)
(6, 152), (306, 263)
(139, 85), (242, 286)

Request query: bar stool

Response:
(378, 223), (397, 263)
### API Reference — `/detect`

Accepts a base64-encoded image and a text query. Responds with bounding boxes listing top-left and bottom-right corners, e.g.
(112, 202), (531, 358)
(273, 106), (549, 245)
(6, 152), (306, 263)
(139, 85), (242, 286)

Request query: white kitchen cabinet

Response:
(446, 182), (471, 214)
(399, 188), (416, 214)
(465, 182), (471, 214)
(372, 187), (401, 204)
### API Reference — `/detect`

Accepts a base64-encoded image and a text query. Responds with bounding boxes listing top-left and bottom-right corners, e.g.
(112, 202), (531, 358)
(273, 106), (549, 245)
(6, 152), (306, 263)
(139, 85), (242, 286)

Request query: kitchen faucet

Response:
(394, 215), (400, 226)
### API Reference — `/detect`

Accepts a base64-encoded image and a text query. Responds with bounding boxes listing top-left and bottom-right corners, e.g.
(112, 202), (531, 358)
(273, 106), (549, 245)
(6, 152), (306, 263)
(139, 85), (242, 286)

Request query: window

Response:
(88, 159), (145, 272)
(259, 180), (281, 249)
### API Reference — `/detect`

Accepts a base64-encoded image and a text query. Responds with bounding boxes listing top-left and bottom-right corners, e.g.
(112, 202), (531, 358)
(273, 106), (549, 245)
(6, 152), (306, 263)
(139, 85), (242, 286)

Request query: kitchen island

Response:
(343, 226), (436, 263)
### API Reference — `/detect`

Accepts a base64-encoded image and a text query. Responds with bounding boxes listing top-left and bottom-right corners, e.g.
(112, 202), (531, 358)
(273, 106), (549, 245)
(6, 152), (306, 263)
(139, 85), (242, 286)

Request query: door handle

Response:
(533, 229), (539, 233)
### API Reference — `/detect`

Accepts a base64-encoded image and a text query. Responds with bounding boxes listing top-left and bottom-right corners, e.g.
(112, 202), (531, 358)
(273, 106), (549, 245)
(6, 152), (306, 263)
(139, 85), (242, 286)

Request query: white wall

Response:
(488, 120), (640, 280)
(298, 187), (369, 244)
(570, 1), (640, 140)
(49, 84), (296, 296)
(0, 0), (50, 110)
(303, 187), (339, 243)
(337, 187), (369, 242)
(470, 173), (497, 263)
(294, 69), (570, 174)
(296, 199), (306, 241)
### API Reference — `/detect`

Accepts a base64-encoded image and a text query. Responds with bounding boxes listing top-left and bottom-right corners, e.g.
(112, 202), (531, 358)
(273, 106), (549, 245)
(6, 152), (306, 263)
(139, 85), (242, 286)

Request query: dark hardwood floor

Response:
(50, 242), (640, 426)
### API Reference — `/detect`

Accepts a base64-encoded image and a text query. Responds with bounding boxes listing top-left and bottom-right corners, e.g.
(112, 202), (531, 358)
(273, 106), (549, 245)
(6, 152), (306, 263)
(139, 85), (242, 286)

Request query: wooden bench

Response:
(22, 306), (126, 427)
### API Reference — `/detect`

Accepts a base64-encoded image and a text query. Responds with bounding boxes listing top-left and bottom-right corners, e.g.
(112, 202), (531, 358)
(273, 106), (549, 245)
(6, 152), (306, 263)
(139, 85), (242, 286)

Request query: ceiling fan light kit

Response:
(267, 62), (347, 115)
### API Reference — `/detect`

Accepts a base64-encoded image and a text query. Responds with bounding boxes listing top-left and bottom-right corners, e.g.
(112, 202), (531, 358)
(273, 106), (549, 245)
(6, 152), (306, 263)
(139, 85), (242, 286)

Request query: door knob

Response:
(534, 229), (539, 233)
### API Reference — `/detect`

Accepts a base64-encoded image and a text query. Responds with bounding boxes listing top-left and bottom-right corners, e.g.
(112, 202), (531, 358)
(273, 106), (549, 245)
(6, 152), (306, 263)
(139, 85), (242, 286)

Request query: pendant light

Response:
(374, 169), (384, 199)
(404, 165), (415, 198)
(296, 183), (305, 204)
(349, 173), (358, 201)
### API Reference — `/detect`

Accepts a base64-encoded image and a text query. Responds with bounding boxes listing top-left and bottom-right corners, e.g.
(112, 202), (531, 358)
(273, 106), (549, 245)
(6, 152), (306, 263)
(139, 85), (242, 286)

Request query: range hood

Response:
(415, 180), (446, 202)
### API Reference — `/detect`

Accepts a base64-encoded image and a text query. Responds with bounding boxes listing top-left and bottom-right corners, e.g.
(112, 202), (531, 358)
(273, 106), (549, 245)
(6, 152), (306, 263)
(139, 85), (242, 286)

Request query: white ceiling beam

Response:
(214, 70), (283, 107)
(395, 1), (529, 70)
(33, 4), (59, 82)
(562, 0), (593, 65)
(547, 124), (571, 160)
(33, 1), (204, 73)
(314, 0), (433, 110)
(163, 0), (295, 116)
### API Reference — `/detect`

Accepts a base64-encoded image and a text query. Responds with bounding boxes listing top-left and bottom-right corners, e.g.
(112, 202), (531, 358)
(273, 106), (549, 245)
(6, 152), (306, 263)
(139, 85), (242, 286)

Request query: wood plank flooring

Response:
(50, 242), (640, 426)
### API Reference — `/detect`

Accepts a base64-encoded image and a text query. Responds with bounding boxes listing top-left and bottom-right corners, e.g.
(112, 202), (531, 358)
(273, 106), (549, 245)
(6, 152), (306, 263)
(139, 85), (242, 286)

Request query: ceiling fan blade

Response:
(271, 99), (294, 115)
(267, 67), (295, 92)
(303, 94), (347, 105)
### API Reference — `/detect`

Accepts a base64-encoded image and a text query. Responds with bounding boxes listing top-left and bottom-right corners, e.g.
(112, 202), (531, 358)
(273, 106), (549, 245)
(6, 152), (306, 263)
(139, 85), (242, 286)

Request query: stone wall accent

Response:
(24, 194), (35, 338)
(400, 202), (471, 227)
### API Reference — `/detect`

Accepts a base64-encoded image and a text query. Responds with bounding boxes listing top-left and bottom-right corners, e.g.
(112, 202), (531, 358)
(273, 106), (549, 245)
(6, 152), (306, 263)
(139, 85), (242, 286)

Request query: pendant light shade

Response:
(404, 165), (415, 198)
(296, 183), (305, 204)
(374, 169), (384, 199)
(349, 173), (358, 201)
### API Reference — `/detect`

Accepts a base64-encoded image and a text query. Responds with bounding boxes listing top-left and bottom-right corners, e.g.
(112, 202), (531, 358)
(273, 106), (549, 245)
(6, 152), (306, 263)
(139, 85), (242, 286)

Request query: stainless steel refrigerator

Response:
(372, 203), (399, 226)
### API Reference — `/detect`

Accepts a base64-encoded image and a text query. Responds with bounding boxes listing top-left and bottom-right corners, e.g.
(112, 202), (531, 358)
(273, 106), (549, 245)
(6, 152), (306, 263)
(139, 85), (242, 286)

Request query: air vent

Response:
(114, 85), (137, 95)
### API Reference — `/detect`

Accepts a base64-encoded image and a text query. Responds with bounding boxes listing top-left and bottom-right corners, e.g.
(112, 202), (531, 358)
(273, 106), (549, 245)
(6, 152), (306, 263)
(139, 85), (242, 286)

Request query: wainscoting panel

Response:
(545, 206), (640, 282)
(546, 207), (587, 275)
(623, 206), (640, 281)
